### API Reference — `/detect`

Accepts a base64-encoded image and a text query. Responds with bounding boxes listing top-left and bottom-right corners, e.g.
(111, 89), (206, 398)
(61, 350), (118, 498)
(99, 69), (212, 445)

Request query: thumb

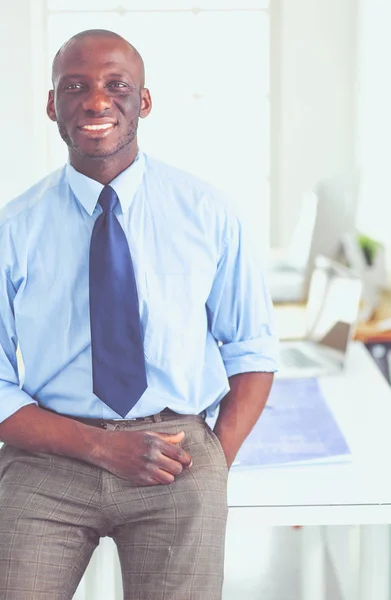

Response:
(151, 431), (185, 444)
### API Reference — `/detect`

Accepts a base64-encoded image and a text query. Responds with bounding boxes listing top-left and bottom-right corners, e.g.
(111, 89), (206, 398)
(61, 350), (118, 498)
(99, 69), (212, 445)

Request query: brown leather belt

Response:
(39, 406), (205, 429)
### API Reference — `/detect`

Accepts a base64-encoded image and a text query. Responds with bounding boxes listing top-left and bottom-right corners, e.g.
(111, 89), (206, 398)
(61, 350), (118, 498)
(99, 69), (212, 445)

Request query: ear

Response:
(140, 88), (152, 119)
(46, 90), (57, 122)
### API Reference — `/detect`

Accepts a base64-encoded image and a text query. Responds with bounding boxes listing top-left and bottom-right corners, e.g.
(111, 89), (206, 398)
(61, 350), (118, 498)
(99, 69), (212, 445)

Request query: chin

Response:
(70, 134), (135, 160)
(83, 149), (118, 159)
(73, 142), (121, 159)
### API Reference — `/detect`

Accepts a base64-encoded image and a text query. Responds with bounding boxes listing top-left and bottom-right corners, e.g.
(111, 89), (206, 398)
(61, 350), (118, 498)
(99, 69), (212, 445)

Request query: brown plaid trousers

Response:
(0, 412), (228, 599)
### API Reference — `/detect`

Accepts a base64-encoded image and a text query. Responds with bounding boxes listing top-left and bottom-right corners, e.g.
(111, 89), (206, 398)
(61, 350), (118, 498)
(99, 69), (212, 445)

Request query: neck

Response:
(69, 142), (139, 185)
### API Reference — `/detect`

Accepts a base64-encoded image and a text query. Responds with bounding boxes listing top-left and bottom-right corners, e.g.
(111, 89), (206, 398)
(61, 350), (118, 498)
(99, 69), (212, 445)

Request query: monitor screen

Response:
(303, 169), (360, 299)
(305, 256), (362, 354)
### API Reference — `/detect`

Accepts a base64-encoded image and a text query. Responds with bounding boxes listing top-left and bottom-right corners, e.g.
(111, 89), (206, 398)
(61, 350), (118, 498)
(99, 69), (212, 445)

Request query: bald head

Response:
(52, 29), (145, 88)
(46, 27), (153, 178)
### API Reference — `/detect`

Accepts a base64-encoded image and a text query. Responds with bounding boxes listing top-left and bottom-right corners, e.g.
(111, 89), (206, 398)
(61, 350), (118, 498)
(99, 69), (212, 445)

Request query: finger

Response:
(146, 431), (192, 466)
(138, 476), (166, 487)
(155, 454), (185, 477)
(149, 448), (193, 472)
(143, 477), (162, 486)
(159, 439), (192, 467)
(147, 465), (176, 485)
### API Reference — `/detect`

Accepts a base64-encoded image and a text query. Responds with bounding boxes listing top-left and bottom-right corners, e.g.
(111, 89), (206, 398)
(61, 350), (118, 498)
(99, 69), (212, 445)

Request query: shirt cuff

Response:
(219, 336), (279, 378)
(0, 383), (38, 424)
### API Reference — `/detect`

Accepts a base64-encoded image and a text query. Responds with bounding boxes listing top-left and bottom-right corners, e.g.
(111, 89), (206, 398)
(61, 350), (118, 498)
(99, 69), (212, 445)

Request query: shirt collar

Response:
(65, 150), (146, 216)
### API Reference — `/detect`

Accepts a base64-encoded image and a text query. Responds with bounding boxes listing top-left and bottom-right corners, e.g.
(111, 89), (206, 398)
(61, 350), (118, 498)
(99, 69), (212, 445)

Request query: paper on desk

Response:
(232, 378), (351, 469)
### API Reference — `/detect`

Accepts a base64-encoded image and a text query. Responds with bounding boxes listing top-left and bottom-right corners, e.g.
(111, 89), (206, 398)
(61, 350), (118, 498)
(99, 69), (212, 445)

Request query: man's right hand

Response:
(98, 429), (192, 486)
(0, 406), (192, 488)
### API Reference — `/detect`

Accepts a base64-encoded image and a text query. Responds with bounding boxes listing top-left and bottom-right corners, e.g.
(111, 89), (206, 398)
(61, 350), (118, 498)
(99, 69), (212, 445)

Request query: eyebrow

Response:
(106, 72), (130, 79)
(60, 74), (88, 80)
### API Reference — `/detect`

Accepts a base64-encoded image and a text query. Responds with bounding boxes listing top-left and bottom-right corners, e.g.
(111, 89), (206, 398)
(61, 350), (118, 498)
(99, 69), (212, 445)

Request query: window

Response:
(46, 1), (270, 255)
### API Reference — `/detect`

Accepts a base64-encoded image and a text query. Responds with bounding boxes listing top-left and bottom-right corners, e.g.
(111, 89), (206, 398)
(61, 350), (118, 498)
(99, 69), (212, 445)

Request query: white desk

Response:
(226, 341), (391, 600)
(228, 341), (391, 524)
(73, 341), (391, 599)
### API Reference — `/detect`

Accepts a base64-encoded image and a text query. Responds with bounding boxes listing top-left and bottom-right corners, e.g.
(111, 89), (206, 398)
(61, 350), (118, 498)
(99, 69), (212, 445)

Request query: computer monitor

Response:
(267, 192), (318, 303)
(302, 168), (360, 299)
(306, 255), (362, 360)
(268, 168), (360, 304)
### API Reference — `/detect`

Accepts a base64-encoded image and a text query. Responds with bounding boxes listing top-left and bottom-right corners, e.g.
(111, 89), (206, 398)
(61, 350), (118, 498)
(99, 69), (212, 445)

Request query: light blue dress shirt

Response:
(0, 151), (278, 422)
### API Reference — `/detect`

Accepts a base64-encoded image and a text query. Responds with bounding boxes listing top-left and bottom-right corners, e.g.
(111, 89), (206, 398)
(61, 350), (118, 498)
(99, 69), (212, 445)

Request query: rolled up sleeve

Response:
(206, 212), (279, 378)
(0, 263), (38, 424)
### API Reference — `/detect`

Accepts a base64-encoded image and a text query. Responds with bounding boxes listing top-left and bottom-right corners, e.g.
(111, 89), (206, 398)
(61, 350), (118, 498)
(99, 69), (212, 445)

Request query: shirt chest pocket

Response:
(143, 267), (214, 369)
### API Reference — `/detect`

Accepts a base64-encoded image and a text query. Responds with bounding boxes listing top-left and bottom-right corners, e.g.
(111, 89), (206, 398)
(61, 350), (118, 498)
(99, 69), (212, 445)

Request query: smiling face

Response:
(47, 33), (152, 180)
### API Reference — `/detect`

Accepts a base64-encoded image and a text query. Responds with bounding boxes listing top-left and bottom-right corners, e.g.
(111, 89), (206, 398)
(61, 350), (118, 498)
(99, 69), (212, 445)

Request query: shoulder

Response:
(0, 166), (66, 230)
(144, 154), (240, 227)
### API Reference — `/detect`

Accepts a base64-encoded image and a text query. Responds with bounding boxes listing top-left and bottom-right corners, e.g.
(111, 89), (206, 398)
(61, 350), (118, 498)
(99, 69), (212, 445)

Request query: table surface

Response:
(273, 289), (391, 344)
(227, 342), (391, 524)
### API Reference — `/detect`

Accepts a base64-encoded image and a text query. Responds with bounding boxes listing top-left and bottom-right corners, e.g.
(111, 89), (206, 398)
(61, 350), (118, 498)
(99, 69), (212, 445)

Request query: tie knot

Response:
(98, 185), (118, 213)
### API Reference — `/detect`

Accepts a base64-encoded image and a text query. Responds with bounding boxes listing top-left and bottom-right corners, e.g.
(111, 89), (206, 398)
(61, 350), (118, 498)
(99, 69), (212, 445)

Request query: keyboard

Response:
(280, 347), (322, 369)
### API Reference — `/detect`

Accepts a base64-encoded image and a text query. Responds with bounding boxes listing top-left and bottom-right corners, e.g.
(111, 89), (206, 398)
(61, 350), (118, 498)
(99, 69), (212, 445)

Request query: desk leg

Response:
(359, 525), (390, 600)
(323, 525), (361, 600)
(300, 526), (326, 600)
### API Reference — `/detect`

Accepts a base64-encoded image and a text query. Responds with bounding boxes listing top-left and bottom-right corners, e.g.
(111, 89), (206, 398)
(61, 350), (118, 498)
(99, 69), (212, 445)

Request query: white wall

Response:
(1, 2), (271, 258)
(355, 0), (391, 250)
(0, 0), (33, 203)
(0, 0), (47, 205)
(1, 0), (359, 246)
(270, 0), (358, 246)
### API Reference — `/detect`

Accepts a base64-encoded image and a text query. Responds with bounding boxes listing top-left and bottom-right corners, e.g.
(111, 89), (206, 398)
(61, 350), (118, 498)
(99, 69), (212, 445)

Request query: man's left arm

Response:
(214, 371), (273, 468)
(206, 208), (279, 467)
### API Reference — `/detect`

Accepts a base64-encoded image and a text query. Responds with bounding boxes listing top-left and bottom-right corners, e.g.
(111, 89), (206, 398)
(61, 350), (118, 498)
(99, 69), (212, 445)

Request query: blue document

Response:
(232, 378), (351, 469)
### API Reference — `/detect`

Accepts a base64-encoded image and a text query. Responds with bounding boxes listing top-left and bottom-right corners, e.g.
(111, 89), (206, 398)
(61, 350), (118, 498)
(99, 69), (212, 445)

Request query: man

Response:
(0, 29), (278, 599)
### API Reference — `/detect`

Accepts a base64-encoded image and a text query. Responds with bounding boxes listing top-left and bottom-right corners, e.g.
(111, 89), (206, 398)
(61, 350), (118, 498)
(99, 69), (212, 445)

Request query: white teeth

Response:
(82, 124), (114, 131)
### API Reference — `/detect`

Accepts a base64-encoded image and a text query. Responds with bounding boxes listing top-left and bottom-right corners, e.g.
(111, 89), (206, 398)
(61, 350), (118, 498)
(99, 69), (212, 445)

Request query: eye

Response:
(108, 82), (131, 90)
(65, 83), (83, 91)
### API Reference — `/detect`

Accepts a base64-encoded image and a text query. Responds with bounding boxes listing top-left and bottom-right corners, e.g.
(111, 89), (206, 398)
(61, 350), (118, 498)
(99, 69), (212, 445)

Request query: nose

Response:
(82, 88), (112, 113)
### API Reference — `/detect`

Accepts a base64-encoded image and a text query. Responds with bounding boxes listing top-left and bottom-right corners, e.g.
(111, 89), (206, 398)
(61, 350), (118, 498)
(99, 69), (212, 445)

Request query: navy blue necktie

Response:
(89, 185), (147, 417)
